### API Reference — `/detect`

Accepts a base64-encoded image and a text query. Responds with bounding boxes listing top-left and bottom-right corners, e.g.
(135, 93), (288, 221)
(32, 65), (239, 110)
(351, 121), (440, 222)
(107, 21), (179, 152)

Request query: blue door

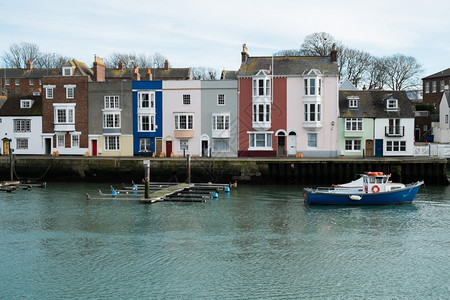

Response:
(375, 139), (383, 157)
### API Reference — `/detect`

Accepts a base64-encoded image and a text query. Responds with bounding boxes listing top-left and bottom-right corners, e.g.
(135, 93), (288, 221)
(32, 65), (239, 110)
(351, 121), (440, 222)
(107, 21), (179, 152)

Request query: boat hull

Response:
(304, 181), (424, 205)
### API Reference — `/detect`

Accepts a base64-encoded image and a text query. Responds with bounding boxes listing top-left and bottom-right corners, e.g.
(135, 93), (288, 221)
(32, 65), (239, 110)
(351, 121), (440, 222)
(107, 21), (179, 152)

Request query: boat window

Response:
(369, 177), (375, 183)
(376, 178), (383, 184)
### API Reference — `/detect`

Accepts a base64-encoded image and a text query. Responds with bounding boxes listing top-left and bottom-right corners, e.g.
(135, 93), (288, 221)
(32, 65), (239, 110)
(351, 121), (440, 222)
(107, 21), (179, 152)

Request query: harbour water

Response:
(0, 182), (449, 299)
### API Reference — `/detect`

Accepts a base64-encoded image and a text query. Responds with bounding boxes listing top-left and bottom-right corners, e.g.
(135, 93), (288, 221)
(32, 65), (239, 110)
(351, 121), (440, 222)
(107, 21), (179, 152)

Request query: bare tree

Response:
(384, 54), (423, 90)
(340, 48), (371, 88)
(2, 42), (41, 68)
(34, 52), (70, 68)
(152, 52), (167, 68)
(300, 32), (341, 56)
(192, 67), (218, 80)
(273, 49), (302, 56)
(366, 56), (388, 90)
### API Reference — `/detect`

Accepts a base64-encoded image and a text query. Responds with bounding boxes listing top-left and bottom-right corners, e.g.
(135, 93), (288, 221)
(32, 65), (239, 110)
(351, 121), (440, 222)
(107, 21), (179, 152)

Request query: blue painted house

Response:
(132, 81), (163, 156)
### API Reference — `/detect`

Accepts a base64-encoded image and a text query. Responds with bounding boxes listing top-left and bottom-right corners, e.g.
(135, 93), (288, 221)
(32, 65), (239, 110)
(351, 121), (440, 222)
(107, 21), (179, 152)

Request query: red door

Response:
(166, 141), (172, 157)
(92, 140), (97, 156)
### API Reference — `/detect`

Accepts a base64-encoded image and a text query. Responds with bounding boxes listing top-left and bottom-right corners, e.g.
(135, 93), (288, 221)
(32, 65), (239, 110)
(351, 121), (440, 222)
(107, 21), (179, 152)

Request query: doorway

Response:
(45, 138), (51, 155)
(277, 132), (286, 157)
(92, 140), (97, 156)
(287, 131), (297, 156)
(166, 140), (172, 156)
(202, 140), (209, 157)
(365, 139), (373, 157)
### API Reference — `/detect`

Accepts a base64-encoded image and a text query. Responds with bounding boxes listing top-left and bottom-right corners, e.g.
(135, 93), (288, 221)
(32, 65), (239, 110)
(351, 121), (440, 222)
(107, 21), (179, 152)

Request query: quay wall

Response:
(0, 156), (447, 185)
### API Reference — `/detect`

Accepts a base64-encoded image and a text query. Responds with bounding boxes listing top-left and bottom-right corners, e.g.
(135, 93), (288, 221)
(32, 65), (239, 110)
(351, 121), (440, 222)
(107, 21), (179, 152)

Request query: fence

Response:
(414, 144), (450, 158)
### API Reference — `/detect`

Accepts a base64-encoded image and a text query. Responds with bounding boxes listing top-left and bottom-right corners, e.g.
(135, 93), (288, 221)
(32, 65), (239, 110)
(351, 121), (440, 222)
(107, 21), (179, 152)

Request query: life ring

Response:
(372, 185), (380, 193)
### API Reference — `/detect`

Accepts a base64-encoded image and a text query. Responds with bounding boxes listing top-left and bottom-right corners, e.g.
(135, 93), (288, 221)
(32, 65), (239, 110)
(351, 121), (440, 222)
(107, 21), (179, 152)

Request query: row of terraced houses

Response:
(1, 44), (448, 158)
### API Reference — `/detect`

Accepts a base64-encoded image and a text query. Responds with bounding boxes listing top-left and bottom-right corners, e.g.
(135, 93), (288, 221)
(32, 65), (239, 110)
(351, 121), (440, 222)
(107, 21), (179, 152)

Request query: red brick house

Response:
(42, 60), (92, 155)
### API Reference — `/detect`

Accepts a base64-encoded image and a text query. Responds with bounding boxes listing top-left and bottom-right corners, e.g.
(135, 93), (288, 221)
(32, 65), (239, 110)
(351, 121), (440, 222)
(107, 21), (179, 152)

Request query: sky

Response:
(1, 0), (449, 77)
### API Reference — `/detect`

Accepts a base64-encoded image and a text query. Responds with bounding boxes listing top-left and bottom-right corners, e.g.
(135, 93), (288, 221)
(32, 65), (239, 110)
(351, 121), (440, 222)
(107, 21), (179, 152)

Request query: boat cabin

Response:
(362, 172), (404, 193)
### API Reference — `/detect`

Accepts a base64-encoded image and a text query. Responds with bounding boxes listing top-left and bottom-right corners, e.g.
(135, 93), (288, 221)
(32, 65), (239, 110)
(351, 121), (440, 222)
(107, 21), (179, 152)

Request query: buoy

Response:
(112, 190), (117, 196)
(213, 192), (219, 199)
(132, 184), (138, 191)
(224, 186), (230, 193)
(349, 195), (361, 201)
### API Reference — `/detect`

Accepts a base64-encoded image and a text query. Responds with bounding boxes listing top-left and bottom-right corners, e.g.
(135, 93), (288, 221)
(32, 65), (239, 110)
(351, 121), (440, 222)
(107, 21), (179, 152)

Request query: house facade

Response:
(88, 81), (133, 156)
(162, 80), (201, 157)
(0, 95), (43, 155)
(42, 61), (92, 155)
(236, 44), (339, 157)
(132, 81), (163, 156)
(339, 90), (415, 157)
(432, 91), (450, 143)
(200, 80), (238, 157)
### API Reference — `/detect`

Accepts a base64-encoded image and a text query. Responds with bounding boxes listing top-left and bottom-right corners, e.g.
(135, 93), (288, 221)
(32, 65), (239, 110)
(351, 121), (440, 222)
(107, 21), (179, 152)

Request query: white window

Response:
(249, 132), (272, 149)
(29, 79), (34, 85)
(105, 136), (120, 150)
(56, 134), (65, 148)
(307, 133), (317, 147)
(16, 138), (28, 149)
(253, 78), (271, 96)
(5, 79), (10, 86)
(180, 139), (189, 151)
(345, 118), (363, 131)
(212, 114), (230, 130)
(103, 113), (121, 128)
(104, 96), (119, 109)
(386, 141), (406, 152)
(432, 81), (437, 93)
(55, 107), (74, 124)
(20, 99), (32, 108)
(348, 97), (359, 108)
(13, 119), (31, 132)
(213, 139), (230, 152)
(304, 78), (322, 96)
(138, 115), (155, 131)
(388, 119), (402, 135)
(71, 134), (80, 148)
(304, 104), (321, 121)
(15, 79), (20, 85)
(46, 87), (54, 99)
(138, 92), (155, 109)
(139, 138), (151, 152)
(63, 67), (73, 76)
(446, 115), (448, 124)
(183, 94), (191, 105)
(425, 82), (430, 93)
(253, 104), (271, 122)
(64, 85), (75, 99)
(175, 114), (193, 130)
(387, 98), (398, 110)
(345, 140), (361, 151)
(441, 80), (445, 92)
(217, 94), (225, 106)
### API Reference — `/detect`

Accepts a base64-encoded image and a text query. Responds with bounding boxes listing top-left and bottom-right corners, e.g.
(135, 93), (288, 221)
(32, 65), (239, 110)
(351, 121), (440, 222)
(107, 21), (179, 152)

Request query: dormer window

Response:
(386, 97), (398, 111)
(252, 70), (271, 97)
(20, 99), (33, 108)
(62, 67), (73, 76)
(347, 96), (359, 108)
(303, 69), (322, 96)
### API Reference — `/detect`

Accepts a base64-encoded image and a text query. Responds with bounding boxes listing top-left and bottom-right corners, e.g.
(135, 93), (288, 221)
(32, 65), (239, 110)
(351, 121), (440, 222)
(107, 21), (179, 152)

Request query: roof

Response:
(0, 68), (60, 78)
(105, 67), (192, 80)
(0, 94), (42, 116)
(443, 91), (450, 108)
(422, 68), (450, 79)
(221, 70), (238, 80)
(339, 78), (357, 90)
(339, 90), (414, 119)
(238, 56), (339, 77)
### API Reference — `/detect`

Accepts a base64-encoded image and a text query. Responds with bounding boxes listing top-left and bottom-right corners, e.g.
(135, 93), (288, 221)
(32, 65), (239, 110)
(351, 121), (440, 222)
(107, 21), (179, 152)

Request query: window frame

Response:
(217, 94), (225, 106)
(104, 95), (120, 109)
(345, 118), (363, 131)
(182, 94), (191, 105)
(307, 133), (318, 148)
(103, 112), (121, 129)
(174, 113), (194, 130)
(248, 132), (272, 150)
(16, 138), (28, 150)
(13, 119), (31, 132)
(105, 136), (120, 151)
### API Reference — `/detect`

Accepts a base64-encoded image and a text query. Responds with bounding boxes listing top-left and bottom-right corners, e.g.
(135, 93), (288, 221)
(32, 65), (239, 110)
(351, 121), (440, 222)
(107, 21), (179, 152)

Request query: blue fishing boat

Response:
(304, 172), (424, 205)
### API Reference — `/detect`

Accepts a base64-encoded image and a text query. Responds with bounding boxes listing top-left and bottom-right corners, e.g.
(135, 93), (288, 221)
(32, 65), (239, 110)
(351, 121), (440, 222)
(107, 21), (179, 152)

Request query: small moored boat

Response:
(304, 172), (424, 205)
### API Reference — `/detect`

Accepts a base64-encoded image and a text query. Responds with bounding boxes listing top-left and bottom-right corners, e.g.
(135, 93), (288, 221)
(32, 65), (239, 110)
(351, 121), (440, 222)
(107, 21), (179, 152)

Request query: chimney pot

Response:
(118, 60), (124, 71)
(330, 43), (337, 62)
(241, 43), (249, 63)
(164, 60), (169, 70)
(26, 60), (33, 70)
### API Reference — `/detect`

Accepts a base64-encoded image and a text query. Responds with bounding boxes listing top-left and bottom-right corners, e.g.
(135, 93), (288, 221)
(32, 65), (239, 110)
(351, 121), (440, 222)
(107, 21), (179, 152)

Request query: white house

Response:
(432, 90), (450, 143)
(0, 95), (44, 155)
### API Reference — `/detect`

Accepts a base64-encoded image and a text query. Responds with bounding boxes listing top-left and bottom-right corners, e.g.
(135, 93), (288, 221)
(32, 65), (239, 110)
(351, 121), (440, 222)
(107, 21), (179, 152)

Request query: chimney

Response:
(26, 60), (33, 70)
(241, 43), (249, 63)
(164, 60), (169, 70)
(330, 43), (337, 63)
(133, 65), (140, 81)
(118, 60), (124, 71)
(147, 68), (153, 81)
(93, 55), (106, 82)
